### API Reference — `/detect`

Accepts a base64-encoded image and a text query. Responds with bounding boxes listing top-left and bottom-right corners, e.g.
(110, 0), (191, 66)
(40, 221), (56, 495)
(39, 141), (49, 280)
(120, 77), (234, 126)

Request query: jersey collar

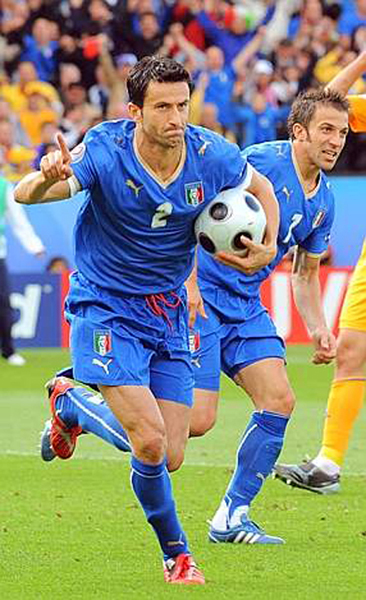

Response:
(133, 133), (186, 189)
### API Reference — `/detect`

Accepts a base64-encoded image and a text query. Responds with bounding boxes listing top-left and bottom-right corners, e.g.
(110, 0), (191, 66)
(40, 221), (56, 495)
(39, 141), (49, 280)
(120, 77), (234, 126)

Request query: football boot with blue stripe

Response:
(209, 515), (284, 545)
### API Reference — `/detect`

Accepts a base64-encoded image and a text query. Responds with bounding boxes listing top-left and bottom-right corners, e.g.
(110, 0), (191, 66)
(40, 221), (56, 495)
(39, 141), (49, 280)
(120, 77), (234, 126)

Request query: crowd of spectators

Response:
(1, 0), (366, 183)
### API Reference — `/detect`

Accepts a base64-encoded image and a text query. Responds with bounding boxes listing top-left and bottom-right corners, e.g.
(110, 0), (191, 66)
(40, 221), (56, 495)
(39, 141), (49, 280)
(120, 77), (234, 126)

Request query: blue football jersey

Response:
(198, 140), (335, 298)
(70, 120), (248, 294)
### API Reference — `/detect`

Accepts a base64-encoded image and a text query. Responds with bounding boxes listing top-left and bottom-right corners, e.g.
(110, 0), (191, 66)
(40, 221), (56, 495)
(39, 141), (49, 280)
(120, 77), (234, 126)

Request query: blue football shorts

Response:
(64, 272), (194, 406)
(192, 284), (286, 391)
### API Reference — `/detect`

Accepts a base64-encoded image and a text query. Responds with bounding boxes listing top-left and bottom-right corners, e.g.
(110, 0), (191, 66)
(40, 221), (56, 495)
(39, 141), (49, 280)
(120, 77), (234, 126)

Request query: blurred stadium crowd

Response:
(2, 0), (366, 183)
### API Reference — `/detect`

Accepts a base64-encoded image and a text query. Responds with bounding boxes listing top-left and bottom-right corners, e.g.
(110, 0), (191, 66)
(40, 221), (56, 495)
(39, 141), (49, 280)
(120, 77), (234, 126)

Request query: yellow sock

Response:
(320, 379), (365, 466)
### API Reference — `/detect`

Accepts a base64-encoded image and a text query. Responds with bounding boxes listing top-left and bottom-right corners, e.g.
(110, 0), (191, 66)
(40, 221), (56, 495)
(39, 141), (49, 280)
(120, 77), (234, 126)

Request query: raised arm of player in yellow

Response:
(326, 49), (366, 132)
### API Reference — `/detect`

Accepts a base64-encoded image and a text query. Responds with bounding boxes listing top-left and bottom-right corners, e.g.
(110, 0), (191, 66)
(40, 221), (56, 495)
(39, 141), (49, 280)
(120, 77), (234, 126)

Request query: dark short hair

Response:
(287, 88), (349, 140)
(127, 56), (193, 108)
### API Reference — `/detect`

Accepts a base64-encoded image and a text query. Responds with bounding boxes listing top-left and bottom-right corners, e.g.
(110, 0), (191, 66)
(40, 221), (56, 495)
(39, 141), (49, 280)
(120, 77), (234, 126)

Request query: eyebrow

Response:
(319, 121), (349, 131)
(154, 99), (189, 106)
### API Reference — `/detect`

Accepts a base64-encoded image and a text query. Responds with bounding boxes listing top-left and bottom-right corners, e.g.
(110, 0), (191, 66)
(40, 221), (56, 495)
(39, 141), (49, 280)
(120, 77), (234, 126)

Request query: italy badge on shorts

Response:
(93, 330), (112, 356)
(189, 331), (200, 353)
(185, 182), (204, 206)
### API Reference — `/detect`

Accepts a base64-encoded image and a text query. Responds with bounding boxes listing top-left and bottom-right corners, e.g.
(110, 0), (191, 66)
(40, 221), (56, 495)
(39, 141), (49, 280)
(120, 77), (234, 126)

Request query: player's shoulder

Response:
(72, 119), (135, 166)
(185, 125), (241, 160)
(241, 141), (292, 183)
(319, 172), (334, 197)
(84, 119), (135, 145)
(243, 140), (291, 164)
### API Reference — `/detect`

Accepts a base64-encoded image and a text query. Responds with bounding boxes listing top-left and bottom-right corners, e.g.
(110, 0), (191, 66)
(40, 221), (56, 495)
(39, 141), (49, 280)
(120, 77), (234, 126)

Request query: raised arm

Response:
(232, 27), (266, 74)
(14, 133), (76, 204)
(325, 49), (366, 94)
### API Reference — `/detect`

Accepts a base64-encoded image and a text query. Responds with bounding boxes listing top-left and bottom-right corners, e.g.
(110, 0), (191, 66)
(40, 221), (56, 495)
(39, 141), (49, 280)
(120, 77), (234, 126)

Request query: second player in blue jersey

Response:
(189, 88), (350, 546)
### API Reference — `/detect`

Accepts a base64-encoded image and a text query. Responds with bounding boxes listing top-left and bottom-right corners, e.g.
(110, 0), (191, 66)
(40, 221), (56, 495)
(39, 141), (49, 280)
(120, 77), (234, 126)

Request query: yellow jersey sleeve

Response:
(348, 95), (366, 132)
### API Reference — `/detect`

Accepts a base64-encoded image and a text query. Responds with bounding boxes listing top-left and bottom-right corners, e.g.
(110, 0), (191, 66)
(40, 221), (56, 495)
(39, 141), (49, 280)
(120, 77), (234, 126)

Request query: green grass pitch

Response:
(0, 346), (365, 599)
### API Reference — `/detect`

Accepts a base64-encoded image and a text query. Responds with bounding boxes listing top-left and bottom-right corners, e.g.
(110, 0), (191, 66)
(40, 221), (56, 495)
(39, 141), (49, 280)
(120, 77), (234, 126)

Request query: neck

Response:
(134, 126), (184, 181)
(292, 141), (320, 192)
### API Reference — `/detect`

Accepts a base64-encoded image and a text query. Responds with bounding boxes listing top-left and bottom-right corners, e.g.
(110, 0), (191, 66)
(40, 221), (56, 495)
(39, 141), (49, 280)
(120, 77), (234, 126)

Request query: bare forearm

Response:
(14, 172), (70, 204)
(292, 272), (327, 335)
(326, 50), (366, 94)
(248, 171), (279, 245)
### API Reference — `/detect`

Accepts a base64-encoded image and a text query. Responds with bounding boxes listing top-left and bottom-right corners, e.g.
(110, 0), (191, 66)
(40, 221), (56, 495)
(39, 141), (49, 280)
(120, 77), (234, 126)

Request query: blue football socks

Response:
(225, 410), (289, 520)
(56, 387), (131, 452)
(131, 456), (189, 559)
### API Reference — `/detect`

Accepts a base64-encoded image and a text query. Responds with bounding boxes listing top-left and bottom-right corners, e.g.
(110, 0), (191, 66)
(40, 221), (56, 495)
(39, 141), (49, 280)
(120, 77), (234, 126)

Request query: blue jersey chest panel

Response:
(245, 141), (334, 256)
(71, 120), (247, 294)
(198, 140), (335, 298)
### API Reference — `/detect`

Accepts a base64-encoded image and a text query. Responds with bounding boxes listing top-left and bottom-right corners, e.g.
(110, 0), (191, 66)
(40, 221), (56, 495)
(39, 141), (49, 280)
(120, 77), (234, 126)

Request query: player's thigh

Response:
(234, 358), (294, 416)
(190, 323), (221, 436)
(340, 242), (366, 333)
(157, 398), (191, 471)
(221, 308), (285, 379)
(150, 350), (193, 470)
(335, 328), (366, 377)
(191, 308), (222, 391)
(99, 384), (167, 463)
(190, 389), (220, 437)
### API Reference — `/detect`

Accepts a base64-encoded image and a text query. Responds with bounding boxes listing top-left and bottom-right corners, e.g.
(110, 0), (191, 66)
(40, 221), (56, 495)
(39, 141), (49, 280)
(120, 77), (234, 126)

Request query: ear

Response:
(128, 102), (142, 123)
(292, 122), (308, 142)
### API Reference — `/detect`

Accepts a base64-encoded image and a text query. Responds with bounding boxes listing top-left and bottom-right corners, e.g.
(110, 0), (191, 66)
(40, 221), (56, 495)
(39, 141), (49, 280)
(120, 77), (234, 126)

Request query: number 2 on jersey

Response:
(151, 202), (173, 228)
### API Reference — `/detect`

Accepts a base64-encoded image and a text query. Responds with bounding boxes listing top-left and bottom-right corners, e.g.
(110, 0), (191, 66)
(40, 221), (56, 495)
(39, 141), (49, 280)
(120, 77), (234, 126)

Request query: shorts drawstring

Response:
(145, 292), (181, 329)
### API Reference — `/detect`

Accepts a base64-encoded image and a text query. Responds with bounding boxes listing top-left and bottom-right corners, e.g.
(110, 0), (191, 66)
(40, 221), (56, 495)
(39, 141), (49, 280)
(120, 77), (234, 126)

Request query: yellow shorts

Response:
(339, 240), (366, 331)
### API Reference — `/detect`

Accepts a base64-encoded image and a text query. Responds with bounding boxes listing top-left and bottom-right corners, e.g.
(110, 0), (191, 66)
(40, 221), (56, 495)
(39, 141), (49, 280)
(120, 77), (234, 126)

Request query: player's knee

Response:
(261, 386), (295, 416)
(336, 339), (364, 376)
(137, 430), (167, 464)
(189, 411), (217, 437)
(166, 449), (185, 472)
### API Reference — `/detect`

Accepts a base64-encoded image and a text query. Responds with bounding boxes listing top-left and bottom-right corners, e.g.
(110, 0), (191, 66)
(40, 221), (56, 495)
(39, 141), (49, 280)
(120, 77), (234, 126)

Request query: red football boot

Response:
(40, 377), (82, 461)
(163, 554), (205, 585)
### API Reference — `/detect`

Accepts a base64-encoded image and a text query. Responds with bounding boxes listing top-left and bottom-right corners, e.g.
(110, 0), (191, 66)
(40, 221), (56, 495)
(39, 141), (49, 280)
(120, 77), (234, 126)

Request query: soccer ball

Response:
(195, 184), (267, 255)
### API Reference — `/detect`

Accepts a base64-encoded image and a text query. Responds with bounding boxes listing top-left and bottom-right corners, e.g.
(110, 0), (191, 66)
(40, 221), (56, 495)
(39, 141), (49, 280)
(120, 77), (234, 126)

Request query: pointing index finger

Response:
(56, 132), (72, 162)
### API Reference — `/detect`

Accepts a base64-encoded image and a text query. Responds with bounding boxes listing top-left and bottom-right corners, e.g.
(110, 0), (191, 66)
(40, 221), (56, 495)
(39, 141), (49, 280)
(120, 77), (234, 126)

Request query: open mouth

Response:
(322, 150), (338, 160)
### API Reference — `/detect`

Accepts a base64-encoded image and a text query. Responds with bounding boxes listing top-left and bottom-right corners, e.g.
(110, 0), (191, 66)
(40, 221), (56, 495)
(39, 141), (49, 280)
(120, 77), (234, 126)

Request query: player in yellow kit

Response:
(275, 51), (366, 493)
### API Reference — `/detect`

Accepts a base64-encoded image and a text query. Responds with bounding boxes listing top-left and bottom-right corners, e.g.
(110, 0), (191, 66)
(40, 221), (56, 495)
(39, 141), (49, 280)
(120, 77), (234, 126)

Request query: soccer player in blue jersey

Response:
(14, 56), (280, 583)
(188, 88), (350, 545)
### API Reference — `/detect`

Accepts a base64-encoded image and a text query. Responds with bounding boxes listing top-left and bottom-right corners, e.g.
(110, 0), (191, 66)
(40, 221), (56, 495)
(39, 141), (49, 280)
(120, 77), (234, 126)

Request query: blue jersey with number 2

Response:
(70, 119), (248, 295)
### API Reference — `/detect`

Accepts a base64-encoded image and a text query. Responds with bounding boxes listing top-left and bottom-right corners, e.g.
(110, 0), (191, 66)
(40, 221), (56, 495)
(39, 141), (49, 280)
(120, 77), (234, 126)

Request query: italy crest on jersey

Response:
(93, 330), (112, 356)
(312, 209), (326, 229)
(185, 182), (204, 206)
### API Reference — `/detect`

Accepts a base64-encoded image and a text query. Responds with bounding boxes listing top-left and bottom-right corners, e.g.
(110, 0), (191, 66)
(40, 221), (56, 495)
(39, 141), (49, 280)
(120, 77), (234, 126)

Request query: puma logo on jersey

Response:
(198, 140), (211, 156)
(282, 186), (292, 202)
(92, 358), (113, 375)
(126, 179), (143, 197)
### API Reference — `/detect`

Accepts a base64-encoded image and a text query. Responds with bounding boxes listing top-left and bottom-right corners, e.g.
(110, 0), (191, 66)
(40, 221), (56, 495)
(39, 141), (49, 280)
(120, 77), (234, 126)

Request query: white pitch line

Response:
(2, 449), (366, 476)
